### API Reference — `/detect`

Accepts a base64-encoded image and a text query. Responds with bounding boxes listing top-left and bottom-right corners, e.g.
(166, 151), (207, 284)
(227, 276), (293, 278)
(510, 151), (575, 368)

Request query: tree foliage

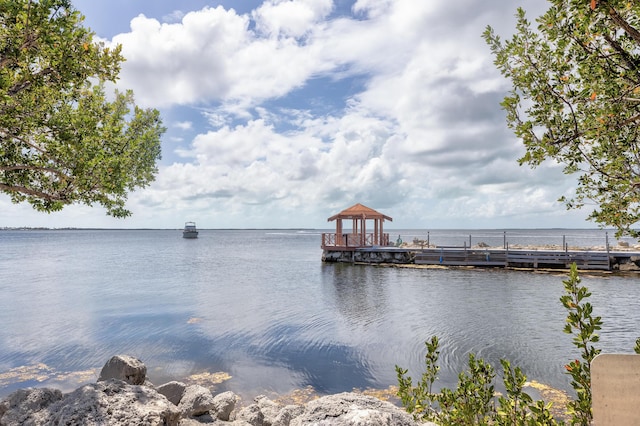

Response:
(484, 1), (640, 236)
(0, 0), (164, 218)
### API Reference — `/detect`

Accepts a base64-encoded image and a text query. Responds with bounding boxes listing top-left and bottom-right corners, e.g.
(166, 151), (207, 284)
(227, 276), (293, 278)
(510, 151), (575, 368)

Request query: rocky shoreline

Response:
(0, 355), (434, 426)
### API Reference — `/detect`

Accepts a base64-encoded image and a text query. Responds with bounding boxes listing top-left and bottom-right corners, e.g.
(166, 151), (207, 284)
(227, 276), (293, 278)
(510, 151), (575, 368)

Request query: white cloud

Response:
(252, 0), (334, 38)
(112, 7), (250, 107)
(174, 121), (193, 130)
(1, 0), (598, 229)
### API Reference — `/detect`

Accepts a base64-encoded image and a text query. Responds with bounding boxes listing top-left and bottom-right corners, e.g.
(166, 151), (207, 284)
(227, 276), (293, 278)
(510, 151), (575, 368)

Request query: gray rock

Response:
(619, 260), (640, 271)
(178, 413), (215, 425)
(237, 403), (264, 426)
(212, 391), (238, 421)
(289, 392), (426, 426)
(0, 354), (434, 426)
(158, 381), (187, 405)
(178, 385), (216, 417)
(0, 387), (63, 425)
(255, 395), (282, 425)
(98, 354), (147, 385)
(1, 379), (180, 426)
(272, 404), (304, 426)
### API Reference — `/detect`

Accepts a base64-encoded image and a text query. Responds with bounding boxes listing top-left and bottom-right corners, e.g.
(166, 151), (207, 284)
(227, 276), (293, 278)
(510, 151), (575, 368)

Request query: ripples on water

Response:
(0, 229), (638, 401)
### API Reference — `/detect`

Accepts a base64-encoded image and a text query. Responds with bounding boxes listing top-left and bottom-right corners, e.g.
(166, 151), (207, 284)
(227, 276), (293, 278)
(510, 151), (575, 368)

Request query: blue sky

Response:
(0, 0), (598, 229)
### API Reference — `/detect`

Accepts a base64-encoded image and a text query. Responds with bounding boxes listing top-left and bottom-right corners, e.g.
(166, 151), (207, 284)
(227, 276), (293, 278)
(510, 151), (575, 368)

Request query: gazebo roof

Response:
(327, 203), (393, 222)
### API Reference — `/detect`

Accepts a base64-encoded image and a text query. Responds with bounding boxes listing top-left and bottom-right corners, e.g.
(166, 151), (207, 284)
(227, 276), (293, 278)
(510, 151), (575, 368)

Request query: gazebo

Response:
(321, 203), (392, 250)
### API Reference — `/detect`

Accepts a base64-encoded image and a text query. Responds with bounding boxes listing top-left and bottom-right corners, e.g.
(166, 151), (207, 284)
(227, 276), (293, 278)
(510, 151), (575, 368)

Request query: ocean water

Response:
(0, 228), (638, 401)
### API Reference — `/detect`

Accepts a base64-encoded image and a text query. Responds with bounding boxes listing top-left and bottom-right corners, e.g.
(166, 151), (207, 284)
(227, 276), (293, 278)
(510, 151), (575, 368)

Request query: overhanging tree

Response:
(0, 0), (165, 218)
(484, 0), (640, 236)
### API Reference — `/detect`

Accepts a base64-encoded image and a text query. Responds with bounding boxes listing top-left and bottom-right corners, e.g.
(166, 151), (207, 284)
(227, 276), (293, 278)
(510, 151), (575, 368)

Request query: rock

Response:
(289, 392), (426, 426)
(0, 355), (433, 426)
(272, 404), (304, 426)
(1, 379), (180, 426)
(98, 355), (147, 385)
(178, 385), (216, 417)
(212, 391), (238, 421)
(158, 381), (187, 406)
(0, 387), (63, 425)
(237, 403), (264, 426)
(619, 261), (640, 271)
(255, 395), (282, 425)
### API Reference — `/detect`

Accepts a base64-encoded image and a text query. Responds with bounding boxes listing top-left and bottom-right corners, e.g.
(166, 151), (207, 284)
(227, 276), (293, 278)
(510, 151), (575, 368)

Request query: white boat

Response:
(182, 222), (198, 238)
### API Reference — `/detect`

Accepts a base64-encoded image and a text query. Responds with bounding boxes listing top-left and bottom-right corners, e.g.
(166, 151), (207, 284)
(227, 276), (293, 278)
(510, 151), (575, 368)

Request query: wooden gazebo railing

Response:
(321, 203), (393, 250)
(321, 232), (391, 249)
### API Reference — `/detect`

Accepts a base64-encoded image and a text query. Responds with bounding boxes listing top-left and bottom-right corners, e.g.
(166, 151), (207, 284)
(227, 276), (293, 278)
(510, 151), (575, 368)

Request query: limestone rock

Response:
(289, 392), (425, 426)
(0, 387), (63, 425)
(0, 354), (435, 426)
(255, 395), (283, 425)
(177, 414), (215, 425)
(158, 381), (187, 406)
(236, 403), (264, 426)
(178, 385), (215, 417)
(212, 391), (238, 421)
(1, 379), (180, 426)
(98, 355), (147, 385)
(272, 404), (304, 426)
(619, 262), (640, 271)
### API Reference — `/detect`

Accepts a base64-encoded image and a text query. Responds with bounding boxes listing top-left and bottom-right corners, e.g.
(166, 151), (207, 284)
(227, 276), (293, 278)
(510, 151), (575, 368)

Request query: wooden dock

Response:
(323, 246), (640, 271)
(413, 248), (612, 270)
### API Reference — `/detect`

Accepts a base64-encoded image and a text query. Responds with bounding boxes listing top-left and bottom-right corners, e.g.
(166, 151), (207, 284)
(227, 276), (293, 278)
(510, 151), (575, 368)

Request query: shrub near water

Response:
(396, 264), (633, 425)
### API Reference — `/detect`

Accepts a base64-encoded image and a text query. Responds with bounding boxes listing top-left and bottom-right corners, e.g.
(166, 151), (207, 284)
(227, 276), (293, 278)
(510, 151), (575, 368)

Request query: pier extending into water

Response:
(320, 204), (640, 271)
(322, 245), (640, 272)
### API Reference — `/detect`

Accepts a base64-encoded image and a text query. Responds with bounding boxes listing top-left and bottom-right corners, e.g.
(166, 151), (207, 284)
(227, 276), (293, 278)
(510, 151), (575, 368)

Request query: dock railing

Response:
(322, 232), (391, 249)
(396, 230), (638, 252)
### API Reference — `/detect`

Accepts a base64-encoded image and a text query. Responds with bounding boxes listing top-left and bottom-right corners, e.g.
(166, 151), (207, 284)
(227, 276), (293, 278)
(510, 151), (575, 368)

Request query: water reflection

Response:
(1, 230), (640, 404)
(322, 263), (390, 328)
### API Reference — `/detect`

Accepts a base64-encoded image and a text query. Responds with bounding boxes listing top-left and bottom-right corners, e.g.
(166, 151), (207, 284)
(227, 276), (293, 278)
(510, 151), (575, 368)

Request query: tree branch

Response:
(0, 165), (69, 178)
(0, 182), (69, 202)
(602, 1), (640, 45)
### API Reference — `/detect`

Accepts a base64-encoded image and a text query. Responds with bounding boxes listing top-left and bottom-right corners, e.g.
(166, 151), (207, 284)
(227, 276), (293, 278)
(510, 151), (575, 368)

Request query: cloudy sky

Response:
(0, 0), (598, 229)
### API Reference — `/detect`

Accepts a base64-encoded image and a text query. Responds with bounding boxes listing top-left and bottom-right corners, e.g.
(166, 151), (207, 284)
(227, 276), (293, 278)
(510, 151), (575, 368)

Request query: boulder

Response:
(289, 392), (426, 426)
(178, 385), (216, 417)
(0, 387), (63, 425)
(255, 395), (282, 425)
(157, 381), (187, 406)
(0, 355), (433, 426)
(619, 258), (640, 271)
(272, 404), (304, 426)
(212, 391), (238, 421)
(236, 403), (265, 426)
(98, 355), (147, 385)
(1, 379), (180, 426)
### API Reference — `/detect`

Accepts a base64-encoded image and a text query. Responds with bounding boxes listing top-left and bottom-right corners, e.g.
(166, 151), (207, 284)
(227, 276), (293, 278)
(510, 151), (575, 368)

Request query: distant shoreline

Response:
(0, 227), (615, 231)
(0, 227), (318, 231)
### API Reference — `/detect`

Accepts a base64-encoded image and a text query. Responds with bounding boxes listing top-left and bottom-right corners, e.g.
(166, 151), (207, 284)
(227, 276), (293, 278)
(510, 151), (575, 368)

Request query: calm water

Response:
(0, 229), (638, 401)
